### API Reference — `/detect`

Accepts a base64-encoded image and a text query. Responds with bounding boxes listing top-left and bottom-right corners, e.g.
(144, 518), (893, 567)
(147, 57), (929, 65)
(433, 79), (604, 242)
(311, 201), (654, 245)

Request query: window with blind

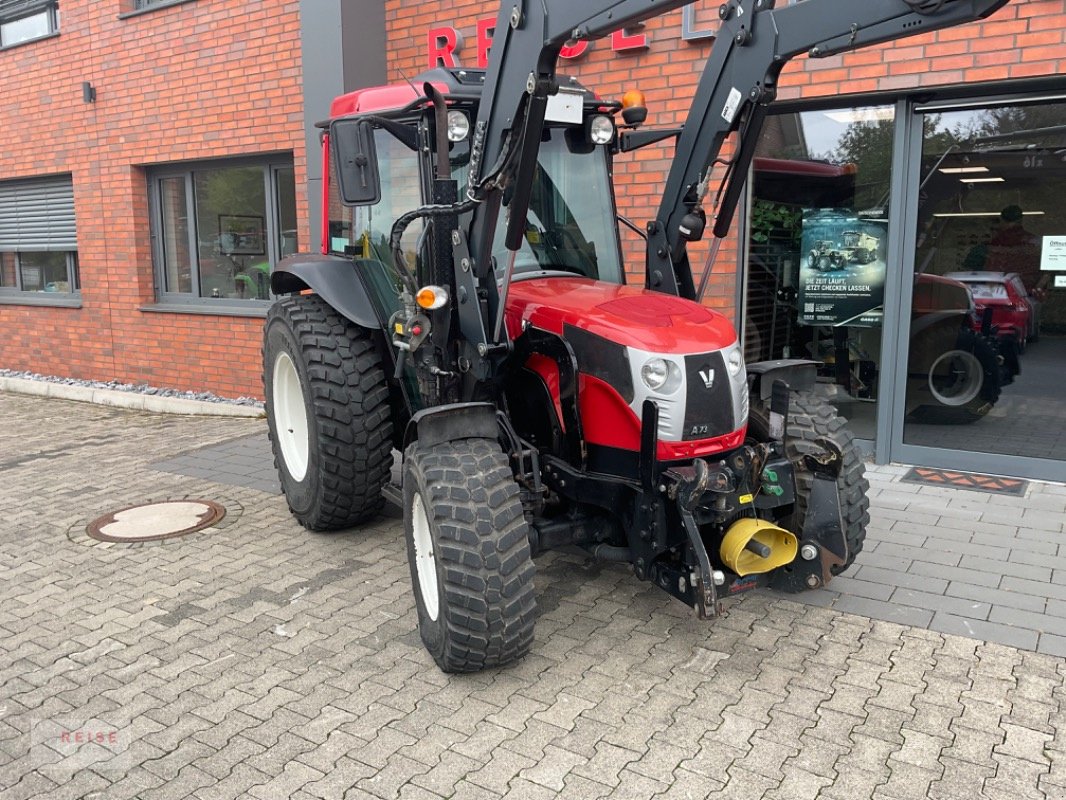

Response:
(0, 1), (59, 47)
(0, 175), (80, 296)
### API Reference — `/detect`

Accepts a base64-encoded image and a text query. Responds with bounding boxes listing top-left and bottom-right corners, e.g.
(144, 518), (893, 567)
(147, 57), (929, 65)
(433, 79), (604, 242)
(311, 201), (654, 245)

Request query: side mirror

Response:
(330, 119), (381, 206)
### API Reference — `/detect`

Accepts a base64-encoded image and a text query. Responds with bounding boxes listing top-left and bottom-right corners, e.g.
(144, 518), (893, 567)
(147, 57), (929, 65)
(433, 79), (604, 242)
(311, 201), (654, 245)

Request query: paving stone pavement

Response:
(4, 392), (1066, 799)
(152, 427), (1066, 658)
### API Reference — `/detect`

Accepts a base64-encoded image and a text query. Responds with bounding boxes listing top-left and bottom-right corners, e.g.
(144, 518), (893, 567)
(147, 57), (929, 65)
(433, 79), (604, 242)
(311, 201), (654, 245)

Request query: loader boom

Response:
(466, 0), (1011, 325)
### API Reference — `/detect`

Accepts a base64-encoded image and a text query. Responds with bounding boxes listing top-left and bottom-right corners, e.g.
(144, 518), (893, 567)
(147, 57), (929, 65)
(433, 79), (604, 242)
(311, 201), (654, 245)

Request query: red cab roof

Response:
(330, 81), (452, 118)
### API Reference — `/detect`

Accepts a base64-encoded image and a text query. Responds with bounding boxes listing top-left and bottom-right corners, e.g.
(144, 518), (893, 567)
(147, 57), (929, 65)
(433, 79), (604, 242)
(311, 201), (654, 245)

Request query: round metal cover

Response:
(87, 500), (226, 543)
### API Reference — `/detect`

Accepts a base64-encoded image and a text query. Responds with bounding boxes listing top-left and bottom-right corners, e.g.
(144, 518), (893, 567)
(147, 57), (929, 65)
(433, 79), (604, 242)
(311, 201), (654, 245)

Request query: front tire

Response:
(264, 295), (393, 531)
(403, 438), (537, 673)
(749, 391), (869, 573)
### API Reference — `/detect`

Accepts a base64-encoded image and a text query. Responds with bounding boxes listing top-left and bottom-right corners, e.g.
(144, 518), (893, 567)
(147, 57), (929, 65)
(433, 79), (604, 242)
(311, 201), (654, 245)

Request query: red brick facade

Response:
(0, 0), (306, 398)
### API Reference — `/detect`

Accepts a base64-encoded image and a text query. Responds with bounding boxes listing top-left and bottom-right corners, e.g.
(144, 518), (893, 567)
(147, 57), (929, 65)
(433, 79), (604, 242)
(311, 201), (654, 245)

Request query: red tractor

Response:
(263, 0), (1010, 672)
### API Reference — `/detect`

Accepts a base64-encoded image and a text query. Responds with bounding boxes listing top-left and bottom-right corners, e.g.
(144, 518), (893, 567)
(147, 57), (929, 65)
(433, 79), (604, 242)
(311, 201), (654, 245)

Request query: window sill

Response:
(0, 293), (81, 308)
(118, 0), (197, 20)
(139, 302), (268, 319)
(0, 31), (60, 53)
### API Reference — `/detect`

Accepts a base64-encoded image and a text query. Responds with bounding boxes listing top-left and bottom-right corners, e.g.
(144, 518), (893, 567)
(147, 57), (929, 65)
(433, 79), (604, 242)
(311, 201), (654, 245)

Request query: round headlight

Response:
(588, 114), (615, 145)
(640, 358), (682, 393)
(447, 110), (470, 142)
(727, 347), (744, 377)
(641, 358), (670, 391)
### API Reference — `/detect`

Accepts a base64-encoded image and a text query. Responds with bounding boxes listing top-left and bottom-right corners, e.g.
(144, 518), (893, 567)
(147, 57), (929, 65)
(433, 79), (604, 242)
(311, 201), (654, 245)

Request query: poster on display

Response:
(797, 209), (887, 327)
(1041, 235), (1066, 271)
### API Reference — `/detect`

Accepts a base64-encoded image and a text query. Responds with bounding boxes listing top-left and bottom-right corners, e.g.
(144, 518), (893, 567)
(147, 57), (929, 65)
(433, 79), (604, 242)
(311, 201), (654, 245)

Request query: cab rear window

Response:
(965, 282), (1009, 299)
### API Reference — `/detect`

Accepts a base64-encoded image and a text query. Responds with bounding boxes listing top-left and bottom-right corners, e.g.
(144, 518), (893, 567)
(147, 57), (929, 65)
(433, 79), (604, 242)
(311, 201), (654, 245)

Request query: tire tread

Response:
(406, 438), (536, 673)
(264, 294), (393, 531)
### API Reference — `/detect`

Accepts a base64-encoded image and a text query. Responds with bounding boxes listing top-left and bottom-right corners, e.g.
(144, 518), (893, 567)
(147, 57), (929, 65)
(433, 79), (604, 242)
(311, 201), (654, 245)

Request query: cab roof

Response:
(329, 68), (485, 118)
(328, 67), (598, 120)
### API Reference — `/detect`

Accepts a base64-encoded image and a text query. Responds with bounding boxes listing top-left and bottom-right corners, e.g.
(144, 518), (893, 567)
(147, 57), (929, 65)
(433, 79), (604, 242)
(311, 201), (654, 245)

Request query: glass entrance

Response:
(898, 99), (1066, 474)
(747, 105), (897, 441)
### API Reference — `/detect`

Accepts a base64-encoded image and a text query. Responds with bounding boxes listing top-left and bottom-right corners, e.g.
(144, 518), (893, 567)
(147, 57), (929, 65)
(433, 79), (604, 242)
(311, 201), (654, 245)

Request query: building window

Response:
(0, 175), (79, 296)
(0, 1), (59, 47)
(149, 157), (298, 304)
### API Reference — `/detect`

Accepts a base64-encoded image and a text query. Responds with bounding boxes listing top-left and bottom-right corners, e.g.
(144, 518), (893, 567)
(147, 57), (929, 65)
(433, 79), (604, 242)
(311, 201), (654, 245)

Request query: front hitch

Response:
(769, 438), (848, 593)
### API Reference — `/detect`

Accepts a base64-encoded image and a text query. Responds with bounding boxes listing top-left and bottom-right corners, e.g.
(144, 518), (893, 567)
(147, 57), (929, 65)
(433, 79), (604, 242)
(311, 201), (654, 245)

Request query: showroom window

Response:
(148, 158), (298, 305)
(0, 1), (59, 47)
(0, 175), (80, 296)
(747, 105), (897, 441)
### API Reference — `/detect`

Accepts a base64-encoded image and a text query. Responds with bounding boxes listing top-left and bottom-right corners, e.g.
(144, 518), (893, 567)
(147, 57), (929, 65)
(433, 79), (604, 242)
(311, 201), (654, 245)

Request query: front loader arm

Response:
(465, 0), (696, 334)
(649, 0), (1012, 300)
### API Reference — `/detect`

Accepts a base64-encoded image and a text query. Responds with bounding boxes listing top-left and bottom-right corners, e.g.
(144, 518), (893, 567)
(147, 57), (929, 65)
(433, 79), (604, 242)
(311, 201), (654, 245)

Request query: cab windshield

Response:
(486, 129), (623, 283)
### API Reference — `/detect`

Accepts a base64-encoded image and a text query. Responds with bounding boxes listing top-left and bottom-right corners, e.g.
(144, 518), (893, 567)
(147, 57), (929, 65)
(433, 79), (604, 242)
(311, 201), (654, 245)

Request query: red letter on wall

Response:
(428, 27), (461, 69)
(559, 40), (590, 59)
(611, 25), (648, 52)
(476, 18), (495, 68)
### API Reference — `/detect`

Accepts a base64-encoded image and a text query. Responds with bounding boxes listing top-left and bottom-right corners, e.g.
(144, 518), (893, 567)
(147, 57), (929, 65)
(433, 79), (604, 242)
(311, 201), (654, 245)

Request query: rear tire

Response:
(403, 438), (537, 673)
(908, 329), (1001, 425)
(264, 295), (393, 531)
(749, 391), (869, 573)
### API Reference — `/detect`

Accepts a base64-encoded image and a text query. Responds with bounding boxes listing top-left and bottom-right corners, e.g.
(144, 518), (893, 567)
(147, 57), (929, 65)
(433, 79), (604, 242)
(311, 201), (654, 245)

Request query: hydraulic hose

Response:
(388, 197), (479, 293)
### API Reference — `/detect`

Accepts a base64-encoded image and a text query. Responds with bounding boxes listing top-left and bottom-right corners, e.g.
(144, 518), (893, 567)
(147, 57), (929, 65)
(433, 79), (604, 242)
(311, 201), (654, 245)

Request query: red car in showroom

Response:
(944, 271), (1039, 351)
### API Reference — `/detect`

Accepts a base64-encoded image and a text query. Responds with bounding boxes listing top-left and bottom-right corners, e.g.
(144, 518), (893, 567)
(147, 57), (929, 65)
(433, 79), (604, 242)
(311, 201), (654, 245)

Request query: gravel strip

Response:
(0, 368), (263, 408)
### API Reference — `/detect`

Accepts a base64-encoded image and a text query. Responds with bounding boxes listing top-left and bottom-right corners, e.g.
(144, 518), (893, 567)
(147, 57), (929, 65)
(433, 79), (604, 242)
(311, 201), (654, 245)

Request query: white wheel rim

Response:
(411, 493), (440, 621)
(928, 349), (983, 407)
(272, 351), (310, 481)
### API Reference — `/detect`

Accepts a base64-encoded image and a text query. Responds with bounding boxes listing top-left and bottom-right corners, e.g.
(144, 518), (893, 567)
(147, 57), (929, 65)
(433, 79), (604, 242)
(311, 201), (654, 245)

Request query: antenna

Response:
(396, 66), (420, 96)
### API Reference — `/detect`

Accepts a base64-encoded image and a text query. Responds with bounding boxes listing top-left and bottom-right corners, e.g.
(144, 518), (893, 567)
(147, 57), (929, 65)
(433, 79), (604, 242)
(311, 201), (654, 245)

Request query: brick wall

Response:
(0, 0), (306, 399)
(385, 1), (1066, 320)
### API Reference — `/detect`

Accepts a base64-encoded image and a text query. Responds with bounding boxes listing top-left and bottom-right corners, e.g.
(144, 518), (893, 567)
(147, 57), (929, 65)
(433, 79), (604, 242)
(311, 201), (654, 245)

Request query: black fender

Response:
(746, 359), (818, 401)
(403, 402), (499, 451)
(270, 254), (384, 330)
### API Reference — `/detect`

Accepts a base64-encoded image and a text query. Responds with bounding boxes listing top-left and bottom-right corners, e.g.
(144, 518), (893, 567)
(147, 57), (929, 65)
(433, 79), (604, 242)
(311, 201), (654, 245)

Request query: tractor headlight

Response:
(447, 111), (470, 142)
(588, 114), (616, 145)
(726, 345), (744, 378)
(640, 357), (682, 393)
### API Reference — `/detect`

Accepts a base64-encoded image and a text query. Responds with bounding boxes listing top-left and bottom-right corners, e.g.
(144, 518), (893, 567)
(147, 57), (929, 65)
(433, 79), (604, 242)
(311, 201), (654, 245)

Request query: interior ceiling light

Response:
(939, 166), (989, 174)
(960, 177), (1005, 183)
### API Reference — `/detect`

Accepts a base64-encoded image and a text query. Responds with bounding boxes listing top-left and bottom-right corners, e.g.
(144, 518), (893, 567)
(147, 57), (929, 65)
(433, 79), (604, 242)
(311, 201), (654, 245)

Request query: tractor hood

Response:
(506, 277), (748, 454)
(504, 277), (738, 354)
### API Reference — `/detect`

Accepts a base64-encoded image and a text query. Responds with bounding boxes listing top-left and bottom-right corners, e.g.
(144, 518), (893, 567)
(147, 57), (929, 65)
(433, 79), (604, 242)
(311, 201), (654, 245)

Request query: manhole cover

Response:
(87, 500), (226, 543)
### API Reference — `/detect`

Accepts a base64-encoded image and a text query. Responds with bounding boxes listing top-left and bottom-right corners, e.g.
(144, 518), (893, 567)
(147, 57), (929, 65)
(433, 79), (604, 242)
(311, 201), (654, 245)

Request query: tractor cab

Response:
(323, 69), (624, 297)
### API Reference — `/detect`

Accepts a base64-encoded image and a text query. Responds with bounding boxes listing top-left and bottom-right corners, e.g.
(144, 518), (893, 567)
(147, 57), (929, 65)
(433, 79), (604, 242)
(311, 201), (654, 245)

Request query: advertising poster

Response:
(798, 209), (887, 327)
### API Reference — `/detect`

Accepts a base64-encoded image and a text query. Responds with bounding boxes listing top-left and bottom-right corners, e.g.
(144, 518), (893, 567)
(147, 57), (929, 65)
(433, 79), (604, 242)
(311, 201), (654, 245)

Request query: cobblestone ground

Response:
(2, 392), (1065, 799)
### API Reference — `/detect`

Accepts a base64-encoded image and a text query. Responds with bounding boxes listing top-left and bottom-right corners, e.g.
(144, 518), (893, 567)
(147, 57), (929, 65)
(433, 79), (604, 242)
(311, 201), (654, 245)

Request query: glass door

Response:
(746, 105), (898, 442)
(891, 97), (1066, 480)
